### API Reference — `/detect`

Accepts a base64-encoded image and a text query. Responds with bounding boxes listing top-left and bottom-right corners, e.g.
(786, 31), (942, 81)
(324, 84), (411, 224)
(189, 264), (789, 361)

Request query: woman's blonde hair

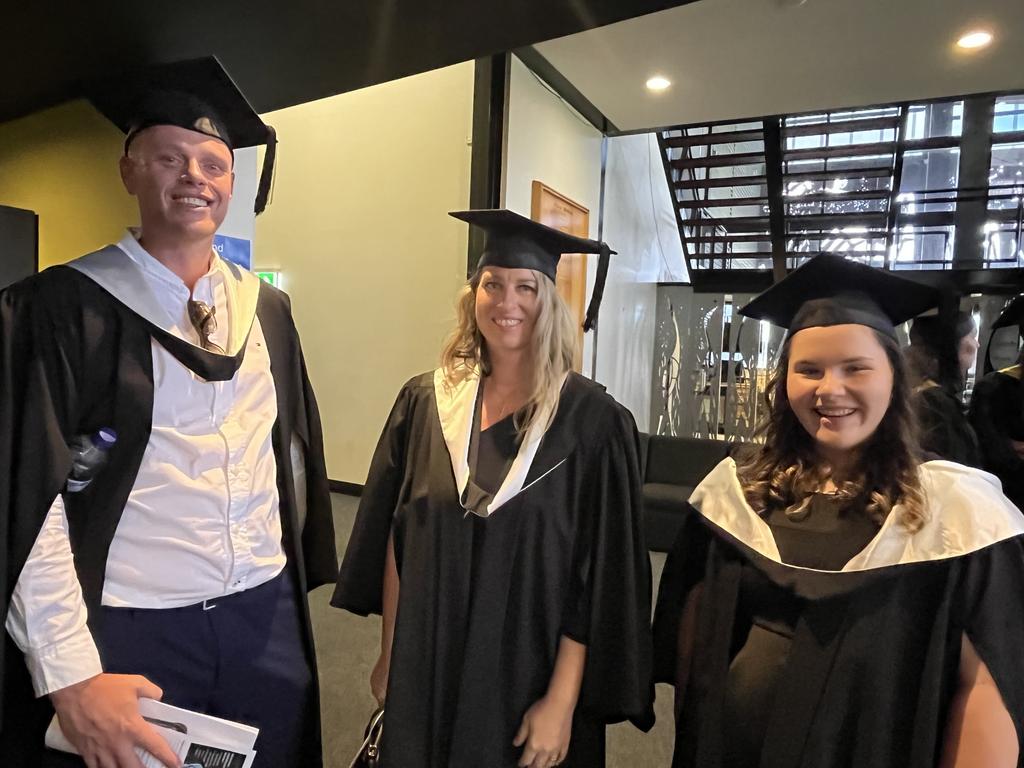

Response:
(439, 268), (577, 434)
(735, 329), (928, 532)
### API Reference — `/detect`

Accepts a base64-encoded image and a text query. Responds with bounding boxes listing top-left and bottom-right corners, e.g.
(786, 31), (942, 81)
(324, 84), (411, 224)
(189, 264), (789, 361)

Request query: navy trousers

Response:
(44, 569), (316, 768)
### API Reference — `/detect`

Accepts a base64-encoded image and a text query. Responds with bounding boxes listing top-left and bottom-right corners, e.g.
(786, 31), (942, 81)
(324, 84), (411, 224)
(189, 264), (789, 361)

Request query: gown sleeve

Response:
(330, 381), (416, 616)
(1, 277), (82, 725)
(968, 375), (1024, 479)
(958, 533), (1024, 756)
(295, 344), (338, 589)
(651, 504), (713, 686)
(560, 403), (656, 730)
(914, 385), (981, 467)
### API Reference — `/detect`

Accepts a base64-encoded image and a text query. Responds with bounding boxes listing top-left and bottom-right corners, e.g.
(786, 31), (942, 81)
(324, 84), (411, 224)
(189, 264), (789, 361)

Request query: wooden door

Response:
(530, 181), (589, 371)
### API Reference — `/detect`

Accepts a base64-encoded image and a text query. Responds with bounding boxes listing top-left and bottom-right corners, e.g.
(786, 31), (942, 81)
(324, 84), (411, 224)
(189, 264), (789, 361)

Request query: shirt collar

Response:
(117, 229), (223, 299)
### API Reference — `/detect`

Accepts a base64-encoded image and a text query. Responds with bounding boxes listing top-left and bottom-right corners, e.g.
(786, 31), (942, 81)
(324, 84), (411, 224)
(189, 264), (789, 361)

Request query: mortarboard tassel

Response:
(583, 243), (612, 333)
(254, 125), (277, 215)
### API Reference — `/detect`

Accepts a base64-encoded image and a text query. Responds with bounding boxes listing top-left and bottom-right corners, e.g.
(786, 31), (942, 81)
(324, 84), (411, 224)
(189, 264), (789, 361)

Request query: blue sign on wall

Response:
(213, 234), (252, 270)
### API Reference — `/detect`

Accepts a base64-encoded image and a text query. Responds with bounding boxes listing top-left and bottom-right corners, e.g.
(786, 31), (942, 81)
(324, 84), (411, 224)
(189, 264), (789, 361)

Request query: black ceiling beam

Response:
(671, 151), (766, 170)
(894, 268), (1024, 295)
(689, 216), (770, 230)
(675, 175), (768, 190)
(662, 128), (765, 148)
(677, 195), (768, 209)
(637, 86), (1024, 141)
(786, 212), (889, 230)
(952, 95), (997, 270)
(1, 0), (700, 125)
(783, 116), (902, 137)
(688, 269), (776, 294)
(762, 118), (788, 282)
(883, 105), (910, 259)
(784, 167), (892, 182)
(786, 189), (892, 204)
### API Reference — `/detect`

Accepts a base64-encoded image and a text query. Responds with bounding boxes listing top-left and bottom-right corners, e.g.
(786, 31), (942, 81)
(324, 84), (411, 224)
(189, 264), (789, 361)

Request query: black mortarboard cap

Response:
(910, 311), (975, 348)
(449, 209), (616, 332)
(738, 254), (940, 338)
(88, 57), (277, 215)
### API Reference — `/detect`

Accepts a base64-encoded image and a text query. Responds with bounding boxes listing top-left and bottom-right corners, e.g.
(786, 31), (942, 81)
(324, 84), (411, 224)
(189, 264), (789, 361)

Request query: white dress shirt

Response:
(6, 231), (288, 696)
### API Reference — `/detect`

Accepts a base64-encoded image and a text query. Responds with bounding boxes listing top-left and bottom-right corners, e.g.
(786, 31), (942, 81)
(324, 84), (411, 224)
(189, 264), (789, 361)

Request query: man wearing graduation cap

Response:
(969, 295), (1024, 511)
(653, 255), (1024, 767)
(0, 58), (335, 767)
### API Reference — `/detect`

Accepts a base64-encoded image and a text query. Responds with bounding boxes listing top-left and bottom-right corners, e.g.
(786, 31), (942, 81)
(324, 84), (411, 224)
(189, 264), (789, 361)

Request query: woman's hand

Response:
(513, 693), (574, 767)
(369, 652), (389, 705)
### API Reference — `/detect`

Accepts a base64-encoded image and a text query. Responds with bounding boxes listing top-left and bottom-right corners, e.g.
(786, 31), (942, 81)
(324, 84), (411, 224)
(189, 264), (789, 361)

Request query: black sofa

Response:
(640, 434), (736, 552)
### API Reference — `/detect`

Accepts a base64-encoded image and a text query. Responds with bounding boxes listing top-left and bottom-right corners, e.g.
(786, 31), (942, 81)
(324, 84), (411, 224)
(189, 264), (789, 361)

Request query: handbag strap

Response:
(348, 706), (385, 768)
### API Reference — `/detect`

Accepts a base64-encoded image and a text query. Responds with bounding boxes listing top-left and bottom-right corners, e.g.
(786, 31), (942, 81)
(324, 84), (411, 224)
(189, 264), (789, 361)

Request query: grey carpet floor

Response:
(312, 494), (675, 767)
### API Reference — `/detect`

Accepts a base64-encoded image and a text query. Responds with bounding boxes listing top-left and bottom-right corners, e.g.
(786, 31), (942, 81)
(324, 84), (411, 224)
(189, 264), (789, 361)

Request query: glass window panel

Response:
(823, 198), (887, 215)
(984, 226), (1023, 267)
(829, 107), (901, 122)
(892, 227), (955, 269)
(786, 158), (826, 174)
(905, 102), (963, 140)
(707, 184), (769, 200)
(787, 134), (825, 150)
(990, 142), (1024, 188)
(709, 162), (765, 178)
(713, 140), (764, 155)
(899, 148), (960, 211)
(826, 154), (893, 169)
(993, 97), (1024, 133)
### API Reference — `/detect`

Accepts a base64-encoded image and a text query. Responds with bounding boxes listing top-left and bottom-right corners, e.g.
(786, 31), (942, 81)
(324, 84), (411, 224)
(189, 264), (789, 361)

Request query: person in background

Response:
(906, 310), (981, 465)
(970, 295), (1024, 511)
(0, 58), (336, 768)
(333, 209), (654, 767)
(653, 255), (1023, 768)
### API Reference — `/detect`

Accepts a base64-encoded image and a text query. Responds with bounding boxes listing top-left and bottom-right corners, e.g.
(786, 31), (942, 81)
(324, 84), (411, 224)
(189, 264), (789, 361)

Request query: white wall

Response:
(220, 147), (257, 244)
(595, 133), (687, 432)
(256, 63), (474, 483)
(504, 54), (604, 374)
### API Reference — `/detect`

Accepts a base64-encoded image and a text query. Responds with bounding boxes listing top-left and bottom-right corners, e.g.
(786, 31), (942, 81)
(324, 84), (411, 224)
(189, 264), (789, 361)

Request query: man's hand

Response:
(513, 694), (574, 768)
(49, 673), (181, 768)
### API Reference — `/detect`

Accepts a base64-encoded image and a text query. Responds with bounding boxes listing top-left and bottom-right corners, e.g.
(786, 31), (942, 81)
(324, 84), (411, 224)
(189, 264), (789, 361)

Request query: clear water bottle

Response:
(65, 428), (118, 493)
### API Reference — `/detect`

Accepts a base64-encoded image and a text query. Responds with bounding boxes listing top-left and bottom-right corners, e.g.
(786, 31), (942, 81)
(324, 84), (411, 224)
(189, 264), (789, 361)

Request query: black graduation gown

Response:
(0, 251), (337, 765)
(653, 458), (1024, 768)
(913, 381), (982, 467)
(969, 368), (1024, 511)
(332, 370), (655, 767)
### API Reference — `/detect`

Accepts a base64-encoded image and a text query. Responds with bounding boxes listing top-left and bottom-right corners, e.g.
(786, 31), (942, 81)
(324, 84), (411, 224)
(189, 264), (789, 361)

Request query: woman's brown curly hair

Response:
(735, 329), (928, 532)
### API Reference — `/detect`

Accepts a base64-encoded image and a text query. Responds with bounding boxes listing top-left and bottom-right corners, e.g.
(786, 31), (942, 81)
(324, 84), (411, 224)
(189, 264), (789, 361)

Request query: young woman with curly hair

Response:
(653, 254), (1024, 768)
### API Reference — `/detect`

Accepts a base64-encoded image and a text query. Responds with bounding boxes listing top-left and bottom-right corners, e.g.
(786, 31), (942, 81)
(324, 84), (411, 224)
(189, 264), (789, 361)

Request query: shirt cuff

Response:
(22, 629), (103, 697)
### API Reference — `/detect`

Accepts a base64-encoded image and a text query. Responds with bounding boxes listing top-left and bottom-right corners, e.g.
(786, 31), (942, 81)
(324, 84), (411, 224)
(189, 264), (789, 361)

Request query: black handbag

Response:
(348, 706), (384, 768)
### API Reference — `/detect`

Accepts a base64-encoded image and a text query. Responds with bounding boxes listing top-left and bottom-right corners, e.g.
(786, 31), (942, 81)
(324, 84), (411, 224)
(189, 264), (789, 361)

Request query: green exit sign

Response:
(255, 270), (281, 288)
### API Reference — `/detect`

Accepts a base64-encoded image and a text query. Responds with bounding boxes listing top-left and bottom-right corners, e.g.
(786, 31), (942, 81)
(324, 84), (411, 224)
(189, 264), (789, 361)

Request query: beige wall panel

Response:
(256, 62), (474, 483)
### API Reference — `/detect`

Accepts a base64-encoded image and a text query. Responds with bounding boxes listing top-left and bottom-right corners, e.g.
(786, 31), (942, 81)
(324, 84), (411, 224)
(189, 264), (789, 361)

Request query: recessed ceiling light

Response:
(646, 76), (671, 92)
(957, 29), (993, 49)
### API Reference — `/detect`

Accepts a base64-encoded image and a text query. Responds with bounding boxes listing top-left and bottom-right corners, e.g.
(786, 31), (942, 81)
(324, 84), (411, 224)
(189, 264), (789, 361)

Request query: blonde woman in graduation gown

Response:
(333, 210), (655, 768)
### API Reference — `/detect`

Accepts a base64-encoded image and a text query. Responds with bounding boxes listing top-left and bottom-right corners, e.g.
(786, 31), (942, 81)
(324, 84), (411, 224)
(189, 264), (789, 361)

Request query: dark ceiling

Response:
(1, 0), (697, 124)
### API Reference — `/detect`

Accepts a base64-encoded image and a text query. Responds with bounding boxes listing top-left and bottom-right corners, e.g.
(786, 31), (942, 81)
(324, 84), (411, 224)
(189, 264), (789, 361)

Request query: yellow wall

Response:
(0, 100), (138, 268)
(256, 62), (474, 483)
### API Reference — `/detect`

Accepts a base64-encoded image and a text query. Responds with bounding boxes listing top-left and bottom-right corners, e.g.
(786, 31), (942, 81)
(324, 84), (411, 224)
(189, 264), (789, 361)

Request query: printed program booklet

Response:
(45, 698), (259, 768)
